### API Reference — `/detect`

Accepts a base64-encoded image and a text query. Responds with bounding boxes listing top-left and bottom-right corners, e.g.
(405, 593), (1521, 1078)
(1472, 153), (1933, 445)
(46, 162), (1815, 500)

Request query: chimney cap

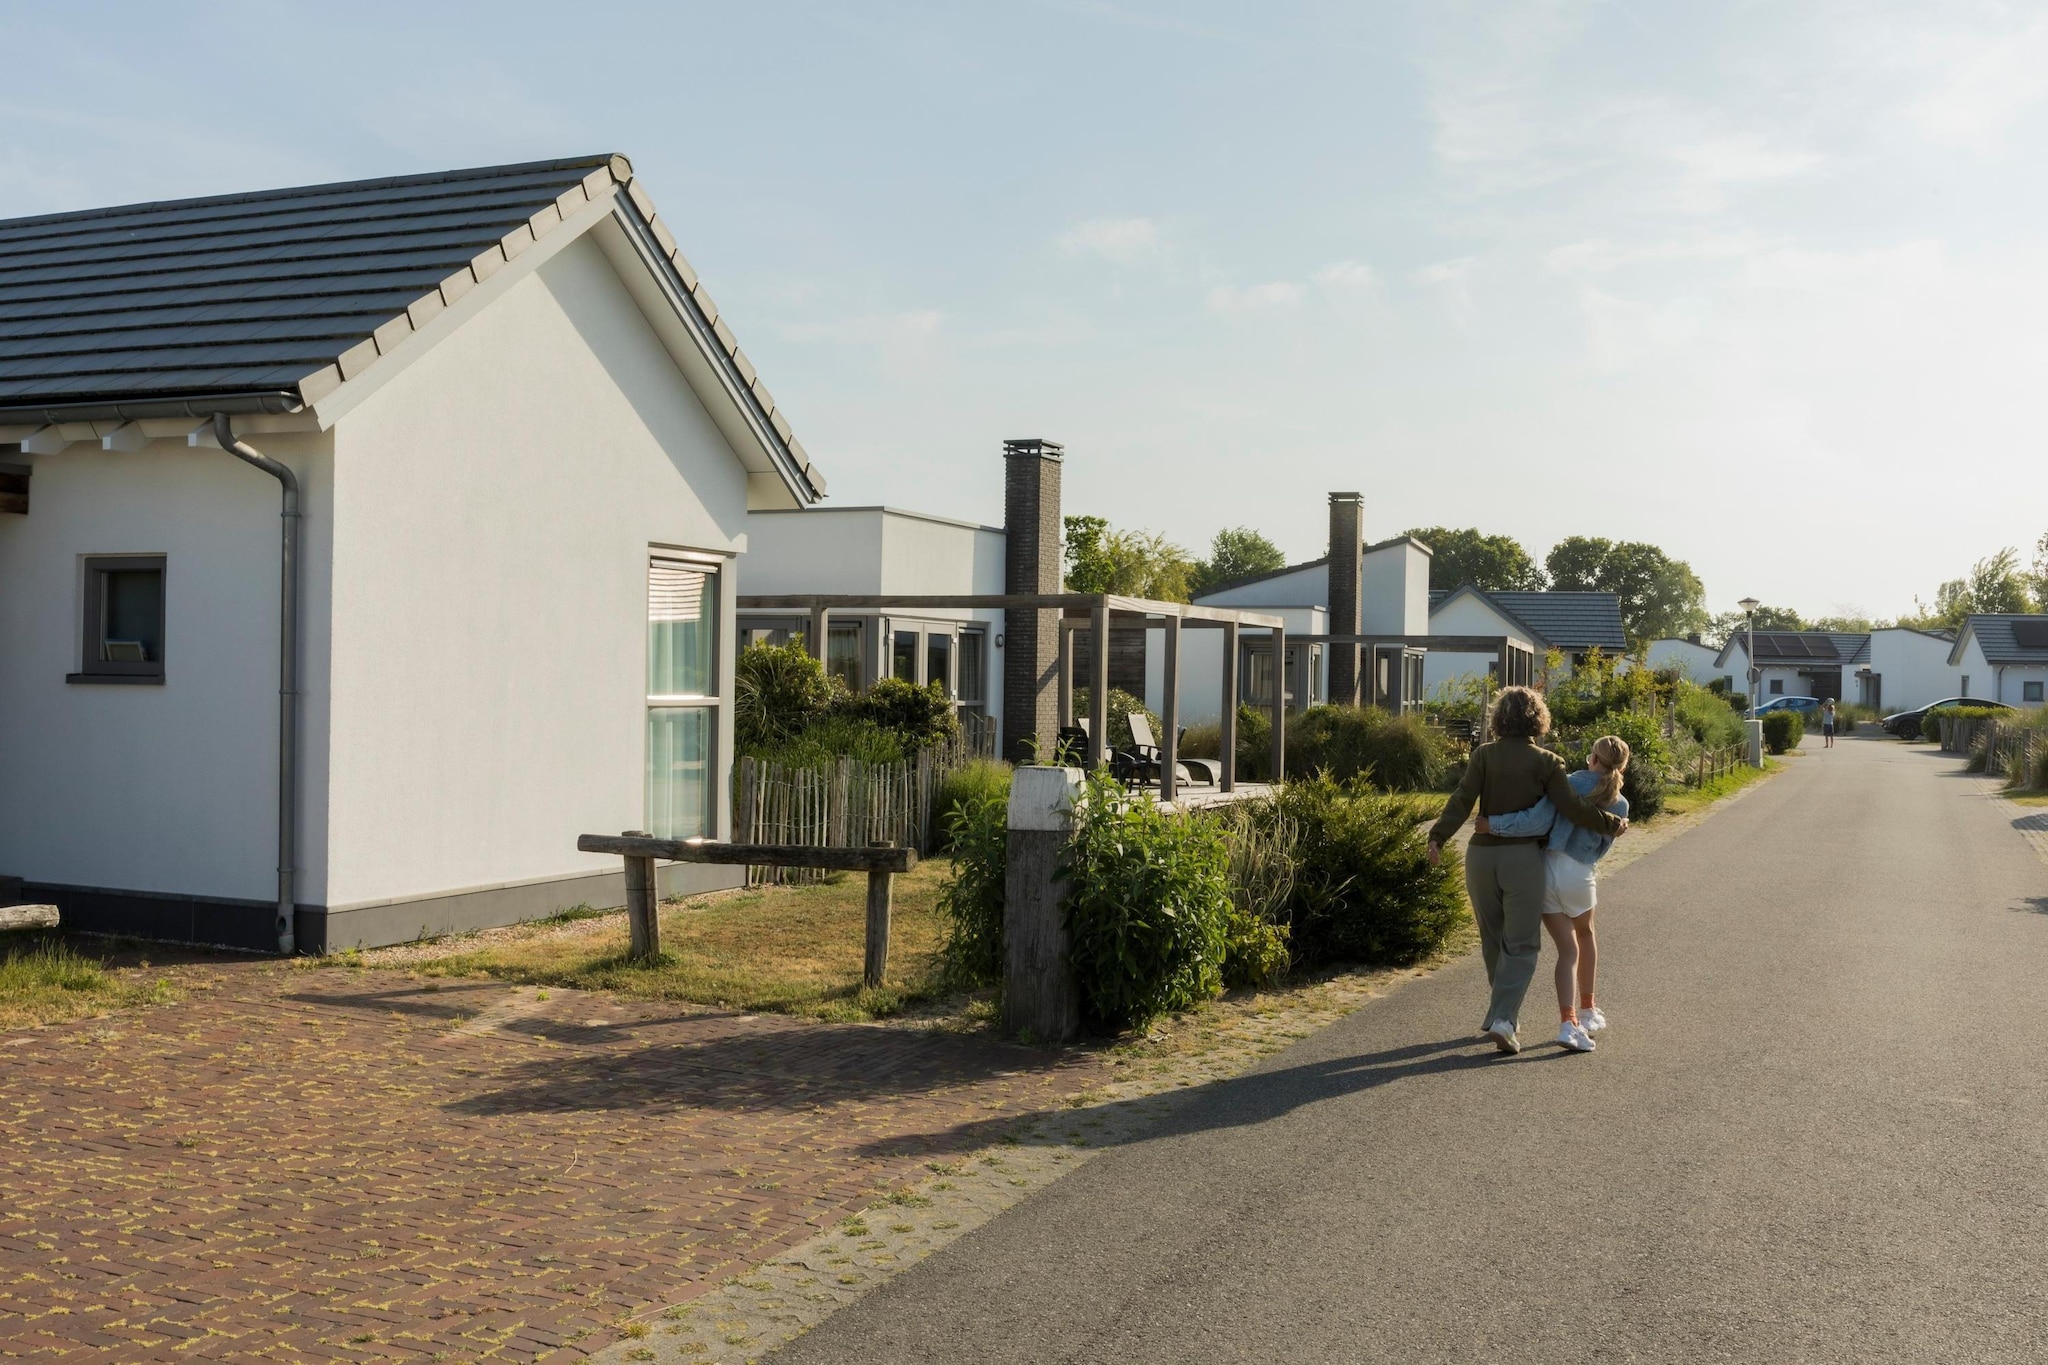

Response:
(1003, 438), (1065, 461)
(1328, 490), (1363, 504)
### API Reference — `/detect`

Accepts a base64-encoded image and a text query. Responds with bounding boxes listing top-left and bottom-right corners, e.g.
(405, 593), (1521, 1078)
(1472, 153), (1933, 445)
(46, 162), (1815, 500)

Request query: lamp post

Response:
(1737, 596), (1763, 767)
(1737, 597), (1760, 720)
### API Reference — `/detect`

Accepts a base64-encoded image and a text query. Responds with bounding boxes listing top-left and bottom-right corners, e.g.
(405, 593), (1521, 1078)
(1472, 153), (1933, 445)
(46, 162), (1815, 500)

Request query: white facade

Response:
(741, 506), (1006, 733)
(0, 211), (806, 951)
(1861, 629), (1960, 713)
(1421, 591), (1539, 697)
(1949, 630), (2048, 708)
(1646, 637), (1724, 683)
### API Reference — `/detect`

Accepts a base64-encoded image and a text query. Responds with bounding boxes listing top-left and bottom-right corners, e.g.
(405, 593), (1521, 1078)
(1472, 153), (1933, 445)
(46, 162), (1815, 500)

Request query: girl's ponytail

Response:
(1589, 735), (1630, 807)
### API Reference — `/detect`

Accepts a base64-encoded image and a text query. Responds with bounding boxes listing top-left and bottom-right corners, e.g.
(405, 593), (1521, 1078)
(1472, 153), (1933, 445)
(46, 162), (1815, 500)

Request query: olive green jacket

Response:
(1429, 736), (1625, 848)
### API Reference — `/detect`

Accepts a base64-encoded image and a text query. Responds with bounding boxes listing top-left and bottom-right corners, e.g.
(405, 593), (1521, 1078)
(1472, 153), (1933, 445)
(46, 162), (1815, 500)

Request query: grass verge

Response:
(1661, 757), (1779, 818)
(390, 861), (955, 1022)
(0, 936), (181, 1031)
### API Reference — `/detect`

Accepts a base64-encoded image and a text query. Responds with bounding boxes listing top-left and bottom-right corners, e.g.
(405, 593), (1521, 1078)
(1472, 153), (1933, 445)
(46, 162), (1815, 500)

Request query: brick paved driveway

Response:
(0, 962), (1102, 1362)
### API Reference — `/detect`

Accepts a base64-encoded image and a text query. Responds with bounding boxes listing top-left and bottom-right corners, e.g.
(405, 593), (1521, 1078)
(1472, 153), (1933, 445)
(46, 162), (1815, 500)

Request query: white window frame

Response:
(646, 551), (723, 840)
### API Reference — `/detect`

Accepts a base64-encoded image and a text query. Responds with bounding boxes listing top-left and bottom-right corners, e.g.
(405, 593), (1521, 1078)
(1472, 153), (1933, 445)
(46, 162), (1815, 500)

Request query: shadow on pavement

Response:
(852, 1032), (1582, 1161)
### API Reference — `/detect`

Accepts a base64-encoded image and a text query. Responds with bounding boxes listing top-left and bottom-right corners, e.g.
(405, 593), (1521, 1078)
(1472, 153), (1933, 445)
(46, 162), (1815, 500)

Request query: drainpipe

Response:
(213, 413), (300, 955)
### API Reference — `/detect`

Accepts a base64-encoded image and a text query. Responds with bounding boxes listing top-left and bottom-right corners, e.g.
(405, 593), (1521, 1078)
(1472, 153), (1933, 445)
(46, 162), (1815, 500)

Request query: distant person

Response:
(1428, 687), (1628, 1055)
(1475, 735), (1632, 1054)
(1821, 698), (1837, 749)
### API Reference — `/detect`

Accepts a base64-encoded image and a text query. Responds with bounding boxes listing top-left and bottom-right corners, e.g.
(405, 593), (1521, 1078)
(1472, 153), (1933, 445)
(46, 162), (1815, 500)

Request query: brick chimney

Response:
(1327, 492), (1363, 706)
(1003, 439), (1064, 762)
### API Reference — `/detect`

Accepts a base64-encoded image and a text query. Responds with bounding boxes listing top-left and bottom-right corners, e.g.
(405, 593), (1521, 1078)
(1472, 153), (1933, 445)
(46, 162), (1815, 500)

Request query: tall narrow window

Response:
(71, 555), (166, 683)
(957, 631), (986, 711)
(927, 634), (953, 699)
(647, 556), (719, 839)
(893, 630), (919, 683)
(827, 622), (864, 691)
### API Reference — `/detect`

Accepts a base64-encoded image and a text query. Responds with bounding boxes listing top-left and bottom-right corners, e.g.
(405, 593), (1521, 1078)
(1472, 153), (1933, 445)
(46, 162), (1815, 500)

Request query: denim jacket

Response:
(1483, 768), (1628, 866)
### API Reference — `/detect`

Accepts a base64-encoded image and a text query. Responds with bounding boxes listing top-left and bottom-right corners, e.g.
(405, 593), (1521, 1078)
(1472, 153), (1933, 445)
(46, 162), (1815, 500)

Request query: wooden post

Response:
(1089, 604), (1111, 771)
(863, 840), (894, 989)
(1160, 615), (1181, 804)
(1220, 621), (1239, 792)
(1058, 621), (1074, 730)
(1269, 624), (1286, 784)
(1003, 767), (1082, 1042)
(622, 829), (659, 959)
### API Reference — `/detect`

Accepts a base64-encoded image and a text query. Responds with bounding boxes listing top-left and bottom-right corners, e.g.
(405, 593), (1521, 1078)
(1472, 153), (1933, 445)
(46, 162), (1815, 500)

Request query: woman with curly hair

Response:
(1427, 686), (1627, 1055)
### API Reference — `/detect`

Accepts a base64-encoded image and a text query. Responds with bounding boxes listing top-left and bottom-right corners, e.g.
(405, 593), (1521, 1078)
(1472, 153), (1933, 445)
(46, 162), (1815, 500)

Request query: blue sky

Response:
(5, 1), (2045, 620)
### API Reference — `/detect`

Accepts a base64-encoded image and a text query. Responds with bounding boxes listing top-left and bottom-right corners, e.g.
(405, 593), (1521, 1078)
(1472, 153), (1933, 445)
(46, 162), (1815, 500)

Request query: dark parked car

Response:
(1881, 697), (2011, 739)
(1755, 695), (1823, 717)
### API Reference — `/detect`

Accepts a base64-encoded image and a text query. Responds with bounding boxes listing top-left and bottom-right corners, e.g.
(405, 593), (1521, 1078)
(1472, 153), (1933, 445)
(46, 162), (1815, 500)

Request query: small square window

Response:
(2025, 681), (2045, 703)
(71, 555), (165, 684)
(1769, 678), (1784, 695)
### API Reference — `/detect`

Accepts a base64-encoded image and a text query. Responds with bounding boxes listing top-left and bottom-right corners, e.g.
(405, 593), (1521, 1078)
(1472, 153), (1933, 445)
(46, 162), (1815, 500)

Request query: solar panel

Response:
(2012, 618), (2048, 650)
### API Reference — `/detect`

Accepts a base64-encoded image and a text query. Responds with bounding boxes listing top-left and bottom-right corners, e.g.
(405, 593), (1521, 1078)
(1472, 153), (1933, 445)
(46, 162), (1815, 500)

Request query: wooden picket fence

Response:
(1955, 716), (2041, 783)
(731, 733), (990, 884)
(1684, 740), (1749, 788)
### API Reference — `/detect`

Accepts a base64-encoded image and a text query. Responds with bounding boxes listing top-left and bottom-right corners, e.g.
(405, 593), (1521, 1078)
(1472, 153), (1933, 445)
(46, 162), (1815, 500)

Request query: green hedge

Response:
(1283, 706), (1451, 791)
(1762, 709), (1804, 754)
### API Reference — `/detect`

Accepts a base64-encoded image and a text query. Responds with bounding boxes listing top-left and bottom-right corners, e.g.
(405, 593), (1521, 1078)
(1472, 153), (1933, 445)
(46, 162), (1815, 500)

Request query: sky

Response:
(4, 0), (2045, 622)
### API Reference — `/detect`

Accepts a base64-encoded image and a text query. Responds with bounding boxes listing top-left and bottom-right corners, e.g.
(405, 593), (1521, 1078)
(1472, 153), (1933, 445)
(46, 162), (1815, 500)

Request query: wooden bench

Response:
(577, 833), (918, 986)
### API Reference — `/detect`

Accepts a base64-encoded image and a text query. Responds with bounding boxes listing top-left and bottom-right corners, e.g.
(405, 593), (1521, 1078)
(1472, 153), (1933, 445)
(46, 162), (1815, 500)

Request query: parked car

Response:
(1754, 696), (1823, 717)
(1881, 697), (2011, 739)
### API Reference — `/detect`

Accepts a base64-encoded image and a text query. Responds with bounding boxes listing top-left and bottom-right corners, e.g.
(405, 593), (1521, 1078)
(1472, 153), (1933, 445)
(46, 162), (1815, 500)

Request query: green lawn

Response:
(389, 860), (958, 1023)
(1662, 756), (1779, 818)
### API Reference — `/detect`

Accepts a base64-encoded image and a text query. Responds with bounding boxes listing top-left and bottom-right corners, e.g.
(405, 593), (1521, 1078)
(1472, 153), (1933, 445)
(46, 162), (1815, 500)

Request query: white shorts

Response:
(1542, 850), (1597, 918)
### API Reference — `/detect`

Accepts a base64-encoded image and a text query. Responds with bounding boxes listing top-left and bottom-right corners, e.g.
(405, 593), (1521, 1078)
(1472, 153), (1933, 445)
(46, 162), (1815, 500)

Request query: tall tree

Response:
(1544, 536), (1709, 645)
(2033, 530), (2048, 608)
(1190, 526), (1288, 596)
(1063, 515), (1194, 602)
(1402, 526), (1548, 592)
(1708, 604), (1805, 643)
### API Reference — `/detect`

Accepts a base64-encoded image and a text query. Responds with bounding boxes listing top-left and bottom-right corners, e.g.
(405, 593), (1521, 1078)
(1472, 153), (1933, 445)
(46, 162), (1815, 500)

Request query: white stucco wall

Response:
(1862, 630), (1958, 713)
(1645, 639), (1722, 681)
(1360, 540), (1430, 635)
(0, 432), (334, 904)
(1161, 605), (1322, 727)
(1197, 563), (1325, 610)
(744, 509), (886, 594)
(322, 232), (751, 910)
(1422, 593), (1537, 696)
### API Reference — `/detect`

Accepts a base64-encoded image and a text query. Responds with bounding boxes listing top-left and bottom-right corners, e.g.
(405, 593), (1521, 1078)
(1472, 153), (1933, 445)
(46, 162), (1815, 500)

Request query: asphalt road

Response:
(774, 736), (2048, 1363)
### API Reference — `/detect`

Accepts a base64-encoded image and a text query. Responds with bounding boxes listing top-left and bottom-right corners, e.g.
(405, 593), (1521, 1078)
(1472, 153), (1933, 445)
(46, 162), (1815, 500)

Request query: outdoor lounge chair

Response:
(1126, 714), (1218, 788)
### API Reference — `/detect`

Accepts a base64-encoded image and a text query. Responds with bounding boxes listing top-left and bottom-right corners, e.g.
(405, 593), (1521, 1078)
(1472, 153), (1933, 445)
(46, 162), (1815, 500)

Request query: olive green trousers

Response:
(1465, 841), (1548, 1031)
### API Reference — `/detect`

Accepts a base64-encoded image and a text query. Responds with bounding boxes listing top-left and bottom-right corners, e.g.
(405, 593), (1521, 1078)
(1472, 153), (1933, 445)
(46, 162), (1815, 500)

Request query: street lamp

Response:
(1737, 596), (1761, 723)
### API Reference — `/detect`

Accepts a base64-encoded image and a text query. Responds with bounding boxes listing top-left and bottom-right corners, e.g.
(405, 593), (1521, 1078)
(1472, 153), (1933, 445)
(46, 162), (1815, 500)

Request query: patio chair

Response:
(1126, 714), (1218, 788)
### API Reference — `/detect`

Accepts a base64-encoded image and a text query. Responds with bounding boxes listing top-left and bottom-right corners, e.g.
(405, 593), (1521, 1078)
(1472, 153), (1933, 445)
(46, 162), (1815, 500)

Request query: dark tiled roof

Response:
(1962, 614), (2048, 663)
(1428, 588), (1628, 650)
(0, 156), (625, 414)
(1738, 630), (1871, 665)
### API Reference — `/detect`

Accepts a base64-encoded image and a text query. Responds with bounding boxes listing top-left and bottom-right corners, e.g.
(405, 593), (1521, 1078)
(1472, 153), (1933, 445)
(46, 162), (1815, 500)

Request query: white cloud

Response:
(1205, 281), (1303, 314)
(1057, 216), (1163, 263)
(1313, 259), (1377, 289)
(1908, 16), (2048, 148)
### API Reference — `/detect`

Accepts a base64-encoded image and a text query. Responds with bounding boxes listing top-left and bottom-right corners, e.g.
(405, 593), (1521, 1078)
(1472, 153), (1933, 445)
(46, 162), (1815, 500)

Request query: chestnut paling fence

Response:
(730, 725), (995, 884)
(1940, 715), (2040, 783)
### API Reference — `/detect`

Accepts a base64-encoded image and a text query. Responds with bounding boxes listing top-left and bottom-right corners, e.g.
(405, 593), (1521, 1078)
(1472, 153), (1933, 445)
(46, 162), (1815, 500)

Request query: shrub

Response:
(1071, 687), (1161, 750)
(935, 791), (1008, 988)
(1060, 772), (1231, 1030)
(931, 759), (1013, 852)
(1575, 710), (1670, 820)
(1271, 774), (1467, 970)
(1674, 682), (1746, 749)
(1761, 709), (1804, 754)
(1284, 705), (1450, 792)
(754, 716), (908, 766)
(1178, 704), (1277, 780)
(735, 640), (839, 750)
(1207, 801), (1298, 989)
(835, 676), (959, 750)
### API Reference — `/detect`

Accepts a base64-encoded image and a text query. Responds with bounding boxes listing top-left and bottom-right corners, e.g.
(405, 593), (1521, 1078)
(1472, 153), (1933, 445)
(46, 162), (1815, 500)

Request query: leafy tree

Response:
(1544, 536), (1708, 645)
(1917, 548), (2037, 628)
(1063, 514), (1195, 602)
(2033, 530), (2048, 607)
(1190, 526), (1288, 596)
(1708, 604), (1805, 643)
(1403, 526), (1548, 592)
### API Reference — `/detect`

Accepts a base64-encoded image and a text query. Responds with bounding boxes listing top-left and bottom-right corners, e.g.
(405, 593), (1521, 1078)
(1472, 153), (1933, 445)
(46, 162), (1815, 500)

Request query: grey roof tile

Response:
(1428, 588), (1628, 650)
(1963, 614), (2048, 664)
(0, 156), (617, 412)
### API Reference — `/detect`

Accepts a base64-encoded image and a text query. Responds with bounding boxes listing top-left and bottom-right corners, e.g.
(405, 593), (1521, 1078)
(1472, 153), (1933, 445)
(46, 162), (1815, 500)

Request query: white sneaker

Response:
(1557, 1020), (1596, 1052)
(1484, 1019), (1521, 1054)
(1579, 1005), (1608, 1033)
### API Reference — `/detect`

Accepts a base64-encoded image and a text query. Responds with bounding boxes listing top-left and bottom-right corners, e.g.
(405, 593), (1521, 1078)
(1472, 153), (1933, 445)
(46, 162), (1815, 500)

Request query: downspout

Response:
(213, 413), (300, 954)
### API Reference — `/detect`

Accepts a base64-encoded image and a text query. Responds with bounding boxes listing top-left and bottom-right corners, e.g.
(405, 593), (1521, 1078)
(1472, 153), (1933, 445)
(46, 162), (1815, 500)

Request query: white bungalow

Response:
(0, 155), (824, 952)
(1947, 616), (2048, 708)
(1645, 635), (1722, 682)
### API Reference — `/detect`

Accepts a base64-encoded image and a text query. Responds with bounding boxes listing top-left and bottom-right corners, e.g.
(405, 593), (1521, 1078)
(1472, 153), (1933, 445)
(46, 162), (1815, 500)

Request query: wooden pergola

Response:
(734, 592), (1289, 801)
(1290, 632), (1537, 736)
